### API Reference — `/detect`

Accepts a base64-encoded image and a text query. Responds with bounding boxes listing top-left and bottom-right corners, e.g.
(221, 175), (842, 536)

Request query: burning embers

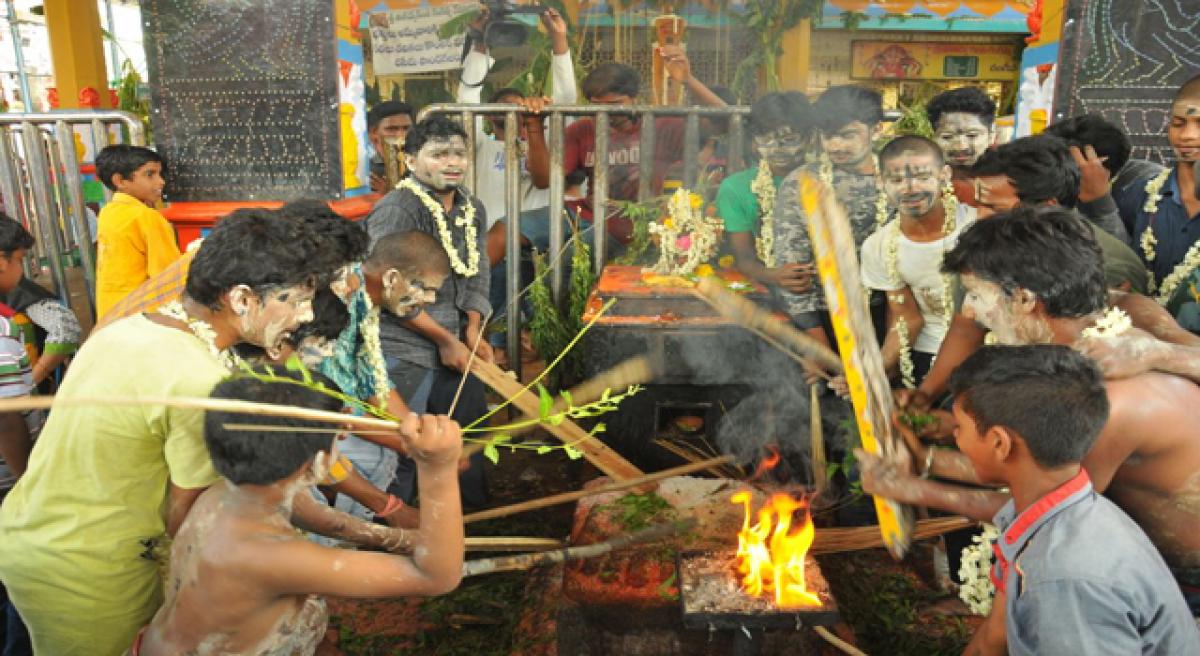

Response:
(677, 489), (836, 631)
(731, 491), (820, 608)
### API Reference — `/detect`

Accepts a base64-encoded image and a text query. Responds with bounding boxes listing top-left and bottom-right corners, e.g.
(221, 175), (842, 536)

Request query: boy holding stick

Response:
(134, 371), (463, 655)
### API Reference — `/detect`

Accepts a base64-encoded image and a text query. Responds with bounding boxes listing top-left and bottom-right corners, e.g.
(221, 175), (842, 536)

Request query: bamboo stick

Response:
(811, 516), (973, 555)
(472, 360), (648, 487)
(0, 395), (400, 431)
(509, 356), (655, 436)
(464, 536), (564, 552)
(693, 276), (843, 373)
(810, 383), (827, 493)
(462, 518), (696, 577)
(652, 439), (741, 478)
(464, 454), (736, 524)
(814, 626), (867, 656)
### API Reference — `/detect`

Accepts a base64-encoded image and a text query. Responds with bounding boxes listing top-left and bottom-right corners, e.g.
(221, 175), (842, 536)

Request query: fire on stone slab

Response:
(678, 491), (838, 630)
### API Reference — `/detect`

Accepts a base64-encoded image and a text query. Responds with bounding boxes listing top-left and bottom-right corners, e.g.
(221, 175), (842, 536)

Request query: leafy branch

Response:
(229, 298), (630, 464)
(732, 0), (823, 100)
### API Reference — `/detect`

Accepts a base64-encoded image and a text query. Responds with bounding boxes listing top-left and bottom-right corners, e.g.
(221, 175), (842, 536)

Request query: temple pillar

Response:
(44, 0), (113, 109)
(778, 18), (812, 93)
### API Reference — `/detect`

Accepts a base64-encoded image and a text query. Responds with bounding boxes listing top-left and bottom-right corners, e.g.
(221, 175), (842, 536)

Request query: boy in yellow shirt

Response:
(94, 145), (181, 319)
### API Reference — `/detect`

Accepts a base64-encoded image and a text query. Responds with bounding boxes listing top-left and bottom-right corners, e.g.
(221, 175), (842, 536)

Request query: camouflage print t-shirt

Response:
(772, 162), (880, 318)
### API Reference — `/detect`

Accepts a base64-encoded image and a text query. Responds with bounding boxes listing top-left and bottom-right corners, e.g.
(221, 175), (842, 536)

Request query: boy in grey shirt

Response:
(941, 345), (1198, 655)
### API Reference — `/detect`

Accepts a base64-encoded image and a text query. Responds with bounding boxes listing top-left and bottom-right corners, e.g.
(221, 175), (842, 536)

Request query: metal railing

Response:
(0, 110), (145, 318)
(417, 103), (753, 380)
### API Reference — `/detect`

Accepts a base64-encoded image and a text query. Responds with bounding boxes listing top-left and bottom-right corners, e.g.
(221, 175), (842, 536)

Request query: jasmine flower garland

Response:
(1153, 241), (1200, 306)
(356, 301), (393, 406)
(750, 158), (777, 267)
(1080, 307), (1132, 340)
(883, 183), (959, 386)
(159, 301), (244, 371)
(398, 178), (479, 278)
(893, 313), (916, 389)
(958, 523), (999, 616)
(1142, 168), (1171, 214)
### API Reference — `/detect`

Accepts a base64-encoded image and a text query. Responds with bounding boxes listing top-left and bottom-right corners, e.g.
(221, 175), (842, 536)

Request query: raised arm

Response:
(542, 9), (576, 104)
(659, 45), (727, 108)
(267, 414), (465, 599)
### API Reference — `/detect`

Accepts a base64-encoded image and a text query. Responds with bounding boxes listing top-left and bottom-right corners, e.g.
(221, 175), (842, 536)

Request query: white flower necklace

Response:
(356, 294), (393, 405)
(883, 185), (959, 387)
(1153, 241), (1200, 306)
(158, 301), (244, 371)
(1080, 307), (1132, 340)
(1139, 170), (1172, 291)
(893, 313), (916, 389)
(958, 523), (999, 616)
(1142, 168), (1171, 215)
(398, 178), (479, 278)
(750, 158), (777, 267)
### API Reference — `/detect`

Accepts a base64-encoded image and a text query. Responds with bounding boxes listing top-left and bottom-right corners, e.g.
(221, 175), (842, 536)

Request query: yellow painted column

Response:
(778, 18), (812, 94)
(44, 0), (113, 109)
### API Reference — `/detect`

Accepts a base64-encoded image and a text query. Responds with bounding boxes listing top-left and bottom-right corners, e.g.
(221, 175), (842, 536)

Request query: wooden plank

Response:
(472, 360), (650, 489)
(798, 172), (914, 559)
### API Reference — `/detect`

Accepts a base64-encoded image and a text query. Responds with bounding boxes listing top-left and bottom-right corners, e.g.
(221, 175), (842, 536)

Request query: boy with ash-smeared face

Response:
(715, 91), (816, 287)
(860, 136), (977, 386)
(859, 207), (1200, 621)
(927, 87), (995, 205)
(771, 85), (886, 384)
(0, 210), (331, 655)
(364, 116), (493, 507)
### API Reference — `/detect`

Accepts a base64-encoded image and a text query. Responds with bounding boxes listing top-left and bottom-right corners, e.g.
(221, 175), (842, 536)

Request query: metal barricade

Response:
(417, 103), (752, 380)
(0, 110), (145, 319)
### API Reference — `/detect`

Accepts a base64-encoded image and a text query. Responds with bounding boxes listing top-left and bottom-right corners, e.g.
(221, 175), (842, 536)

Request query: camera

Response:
(482, 0), (546, 48)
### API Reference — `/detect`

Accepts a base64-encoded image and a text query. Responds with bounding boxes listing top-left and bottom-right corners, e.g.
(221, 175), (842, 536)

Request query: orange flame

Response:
(746, 445), (781, 482)
(730, 491), (820, 608)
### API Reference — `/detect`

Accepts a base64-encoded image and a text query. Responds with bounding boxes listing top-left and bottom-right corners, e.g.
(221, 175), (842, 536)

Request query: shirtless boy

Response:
(135, 372), (463, 655)
(860, 206), (1200, 612)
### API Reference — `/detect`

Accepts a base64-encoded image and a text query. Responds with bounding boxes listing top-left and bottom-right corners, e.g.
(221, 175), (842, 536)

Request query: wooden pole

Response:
(472, 360), (649, 488)
(462, 518), (695, 577)
(693, 277), (843, 373)
(810, 383), (827, 493)
(465, 536), (564, 552)
(464, 454), (736, 524)
(507, 356), (655, 437)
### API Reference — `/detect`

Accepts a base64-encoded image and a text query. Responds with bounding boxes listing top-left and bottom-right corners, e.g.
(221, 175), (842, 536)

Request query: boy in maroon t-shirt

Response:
(528, 50), (727, 244)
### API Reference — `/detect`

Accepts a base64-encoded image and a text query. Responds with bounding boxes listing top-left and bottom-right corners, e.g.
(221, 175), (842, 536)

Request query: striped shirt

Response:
(0, 307), (33, 490)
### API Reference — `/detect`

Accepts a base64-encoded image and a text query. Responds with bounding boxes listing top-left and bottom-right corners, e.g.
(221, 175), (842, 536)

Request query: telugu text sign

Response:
(369, 3), (474, 76)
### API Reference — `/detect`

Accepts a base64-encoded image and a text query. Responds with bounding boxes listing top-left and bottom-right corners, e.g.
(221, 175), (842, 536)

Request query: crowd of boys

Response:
(0, 8), (1196, 651)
